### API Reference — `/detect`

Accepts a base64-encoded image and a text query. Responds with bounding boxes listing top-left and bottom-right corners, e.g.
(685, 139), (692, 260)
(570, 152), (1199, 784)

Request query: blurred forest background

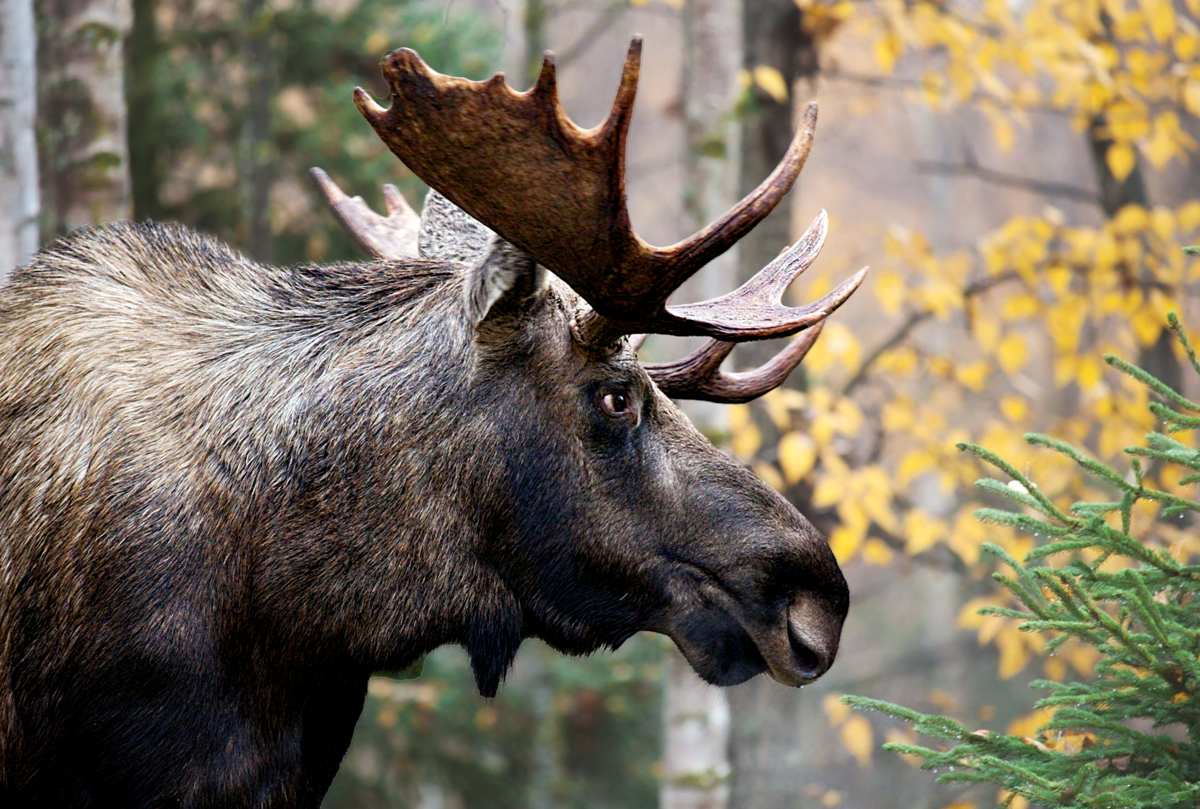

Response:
(3, 0), (1200, 806)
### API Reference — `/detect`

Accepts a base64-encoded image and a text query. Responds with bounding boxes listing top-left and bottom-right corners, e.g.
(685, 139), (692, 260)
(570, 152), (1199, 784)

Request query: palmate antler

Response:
(312, 37), (866, 403)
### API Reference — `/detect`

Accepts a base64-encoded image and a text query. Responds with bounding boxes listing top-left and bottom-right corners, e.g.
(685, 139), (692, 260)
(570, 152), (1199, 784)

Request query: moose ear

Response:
(464, 238), (547, 328)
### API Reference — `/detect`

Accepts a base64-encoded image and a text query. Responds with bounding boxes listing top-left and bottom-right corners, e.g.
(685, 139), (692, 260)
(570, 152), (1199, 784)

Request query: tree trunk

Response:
(662, 4), (740, 808)
(239, 0), (274, 262)
(126, 0), (160, 220)
(1085, 114), (1181, 394)
(0, 0), (41, 280)
(727, 4), (821, 807)
(731, 0), (814, 372)
(36, 0), (132, 238)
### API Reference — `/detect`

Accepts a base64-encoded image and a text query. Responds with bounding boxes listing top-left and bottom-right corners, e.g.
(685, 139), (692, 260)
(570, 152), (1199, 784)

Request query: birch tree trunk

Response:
(0, 0), (40, 280)
(36, 0), (132, 238)
(726, 5), (822, 806)
(662, 3), (741, 808)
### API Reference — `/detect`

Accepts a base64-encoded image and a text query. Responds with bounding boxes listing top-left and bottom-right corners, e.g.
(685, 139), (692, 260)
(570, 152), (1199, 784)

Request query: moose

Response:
(0, 38), (865, 808)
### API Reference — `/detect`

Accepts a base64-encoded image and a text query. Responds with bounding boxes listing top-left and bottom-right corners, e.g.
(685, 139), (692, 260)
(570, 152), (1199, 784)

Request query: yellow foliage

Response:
(955, 360), (990, 392)
(1007, 708), (1054, 739)
(873, 268), (907, 314)
(997, 332), (1029, 374)
(904, 510), (948, 554)
(823, 692), (850, 726)
(1002, 292), (1039, 321)
(752, 461), (786, 493)
(1000, 396), (1029, 422)
(752, 65), (789, 103)
(1106, 142), (1137, 182)
(731, 418), (762, 460)
(779, 432), (818, 484)
(862, 538), (895, 565)
(805, 322), (862, 376)
(839, 715), (874, 767)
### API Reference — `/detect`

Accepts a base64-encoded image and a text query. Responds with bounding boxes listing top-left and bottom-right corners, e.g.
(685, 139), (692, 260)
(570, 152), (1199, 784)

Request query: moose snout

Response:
(757, 592), (846, 687)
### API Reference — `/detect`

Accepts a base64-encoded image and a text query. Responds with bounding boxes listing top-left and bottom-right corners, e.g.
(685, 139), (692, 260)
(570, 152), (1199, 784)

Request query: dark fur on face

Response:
(0, 214), (847, 807)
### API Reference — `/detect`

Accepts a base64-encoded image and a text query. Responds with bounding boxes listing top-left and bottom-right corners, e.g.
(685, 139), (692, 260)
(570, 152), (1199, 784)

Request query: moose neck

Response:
(239, 260), (523, 688)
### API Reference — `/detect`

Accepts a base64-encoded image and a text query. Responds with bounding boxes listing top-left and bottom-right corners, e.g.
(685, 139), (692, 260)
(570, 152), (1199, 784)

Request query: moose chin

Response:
(0, 37), (866, 808)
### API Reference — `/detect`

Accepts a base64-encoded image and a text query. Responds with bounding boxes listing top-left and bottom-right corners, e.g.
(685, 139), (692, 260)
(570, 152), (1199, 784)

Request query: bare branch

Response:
(915, 159), (1100, 206)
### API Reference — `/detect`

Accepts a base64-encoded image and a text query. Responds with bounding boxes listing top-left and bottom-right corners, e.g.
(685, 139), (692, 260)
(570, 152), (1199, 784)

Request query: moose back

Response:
(0, 39), (864, 808)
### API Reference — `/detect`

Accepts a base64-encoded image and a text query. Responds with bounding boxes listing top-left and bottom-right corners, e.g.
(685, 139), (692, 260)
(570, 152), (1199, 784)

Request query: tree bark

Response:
(36, 0), (132, 238)
(727, 4), (820, 807)
(662, 4), (740, 808)
(732, 0), (813, 372)
(239, 0), (274, 262)
(0, 0), (41, 280)
(126, 0), (160, 220)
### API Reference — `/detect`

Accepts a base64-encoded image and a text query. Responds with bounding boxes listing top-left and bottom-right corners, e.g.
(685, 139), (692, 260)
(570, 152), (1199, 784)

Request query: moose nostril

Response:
(787, 622), (824, 680)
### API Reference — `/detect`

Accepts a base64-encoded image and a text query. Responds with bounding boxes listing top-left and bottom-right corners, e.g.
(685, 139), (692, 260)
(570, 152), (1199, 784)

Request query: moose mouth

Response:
(663, 569), (832, 688)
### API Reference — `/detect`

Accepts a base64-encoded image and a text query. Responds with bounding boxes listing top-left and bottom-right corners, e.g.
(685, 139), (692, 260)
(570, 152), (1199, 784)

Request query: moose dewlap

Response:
(0, 38), (864, 808)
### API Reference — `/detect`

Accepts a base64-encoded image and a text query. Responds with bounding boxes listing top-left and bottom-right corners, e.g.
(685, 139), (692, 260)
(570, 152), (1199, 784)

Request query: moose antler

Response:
(642, 325), (824, 404)
(352, 37), (866, 344)
(309, 167), (421, 260)
(315, 38), (867, 402)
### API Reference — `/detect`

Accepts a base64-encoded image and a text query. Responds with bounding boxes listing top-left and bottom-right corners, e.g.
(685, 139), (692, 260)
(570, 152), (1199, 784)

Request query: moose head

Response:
(311, 36), (865, 693)
(0, 37), (865, 805)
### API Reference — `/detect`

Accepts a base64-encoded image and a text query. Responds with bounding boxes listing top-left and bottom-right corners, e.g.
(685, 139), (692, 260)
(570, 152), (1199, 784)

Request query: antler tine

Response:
(309, 167), (420, 260)
(660, 212), (868, 340)
(584, 211), (867, 342)
(652, 102), (818, 286)
(646, 323), (824, 404)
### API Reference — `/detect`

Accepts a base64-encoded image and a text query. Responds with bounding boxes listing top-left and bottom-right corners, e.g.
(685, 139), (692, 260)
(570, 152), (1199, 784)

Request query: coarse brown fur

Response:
(0, 215), (848, 807)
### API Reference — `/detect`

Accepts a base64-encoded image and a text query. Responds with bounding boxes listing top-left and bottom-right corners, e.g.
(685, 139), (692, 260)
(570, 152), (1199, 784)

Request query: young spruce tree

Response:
(845, 306), (1200, 809)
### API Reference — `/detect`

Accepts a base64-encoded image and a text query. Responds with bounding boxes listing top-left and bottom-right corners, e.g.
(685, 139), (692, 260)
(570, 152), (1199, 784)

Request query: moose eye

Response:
(600, 390), (632, 417)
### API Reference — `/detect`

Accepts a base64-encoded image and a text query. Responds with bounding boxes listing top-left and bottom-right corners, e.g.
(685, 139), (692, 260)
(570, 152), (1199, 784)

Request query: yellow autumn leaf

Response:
(862, 538), (895, 565)
(1077, 355), (1104, 390)
(731, 420), (762, 459)
(779, 432), (818, 484)
(874, 268), (906, 314)
(877, 346), (918, 376)
(811, 413), (837, 447)
(955, 360), (990, 392)
(812, 475), (843, 509)
(1000, 395), (1028, 422)
(752, 461), (786, 493)
(829, 523), (864, 563)
(804, 322), (860, 375)
(996, 628), (1030, 679)
(1007, 708), (1054, 739)
(1002, 292), (1039, 321)
(1106, 142), (1137, 182)
(823, 693), (849, 726)
(1132, 306), (1164, 348)
(882, 397), (916, 433)
(1147, 0), (1177, 42)
(1044, 656), (1067, 682)
(899, 450), (936, 485)
(874, 32), (900, 73)
(840, 715), (873, 767)
(997, 332), (1029, 374)
(834, 398), (864, 438)
(728, 403), (750, 432)
(904, 510), (947, 554)
(956, 596), (997, 630)
(991, 116), (1016, 151)
(752, 65), (789, 103)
